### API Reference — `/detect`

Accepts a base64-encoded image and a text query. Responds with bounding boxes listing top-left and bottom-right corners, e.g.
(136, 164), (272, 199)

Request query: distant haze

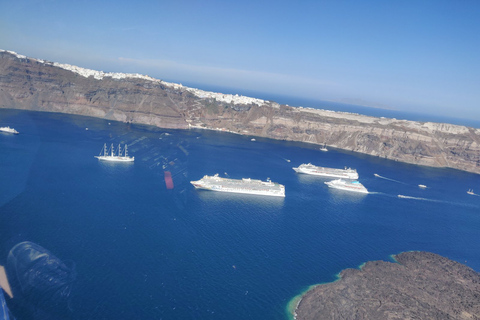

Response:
(1, 0), (479, 120)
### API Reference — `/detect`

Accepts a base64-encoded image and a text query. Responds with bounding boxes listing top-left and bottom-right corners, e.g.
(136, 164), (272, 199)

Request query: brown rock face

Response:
(1, 50), (480, 174)
(0, 51), (191, 129)
(295, 251), (480, 320)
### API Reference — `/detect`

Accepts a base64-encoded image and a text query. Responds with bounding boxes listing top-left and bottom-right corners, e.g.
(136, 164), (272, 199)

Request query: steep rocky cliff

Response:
(1, 50), (479, 174)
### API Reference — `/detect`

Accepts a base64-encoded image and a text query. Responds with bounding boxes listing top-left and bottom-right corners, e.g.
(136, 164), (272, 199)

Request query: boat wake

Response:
(373, 173), (407, 185)
(273, 153), (291, 163)
(397, 194), (479, 208)
(397, 195), (432, 201)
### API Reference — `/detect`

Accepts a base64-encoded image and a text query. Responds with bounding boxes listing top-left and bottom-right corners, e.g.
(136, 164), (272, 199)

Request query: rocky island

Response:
(292, 251), (480, 320)
(1, 50), (479, 174)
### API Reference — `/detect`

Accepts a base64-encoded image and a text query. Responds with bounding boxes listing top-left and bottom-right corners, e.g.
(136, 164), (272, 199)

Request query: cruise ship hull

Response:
(0, 127), (19, 134)
(191, 175), (285, 197)
(324, 179), (368, 194)
(293, 164), (359, 179)
(95, 156), (134, 162)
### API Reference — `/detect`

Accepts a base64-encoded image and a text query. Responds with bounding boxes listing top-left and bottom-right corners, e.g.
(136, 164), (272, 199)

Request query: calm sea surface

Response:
(1, 109), (479, 319)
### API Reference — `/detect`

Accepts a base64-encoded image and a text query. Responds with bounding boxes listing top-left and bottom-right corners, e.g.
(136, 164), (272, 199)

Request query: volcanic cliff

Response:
(1, 50), (479, 174)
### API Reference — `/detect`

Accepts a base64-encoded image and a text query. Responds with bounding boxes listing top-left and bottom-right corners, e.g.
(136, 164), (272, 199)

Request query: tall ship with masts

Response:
(293, 163), (358, 179)
(190, 174), (285, 197)
(95, 143), (134, 162)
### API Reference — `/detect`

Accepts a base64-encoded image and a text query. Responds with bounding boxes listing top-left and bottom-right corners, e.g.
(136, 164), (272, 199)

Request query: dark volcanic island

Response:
(293, 251), (480, 320)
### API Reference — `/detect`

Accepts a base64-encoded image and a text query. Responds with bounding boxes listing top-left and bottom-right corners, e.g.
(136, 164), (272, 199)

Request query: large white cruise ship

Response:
(324, 179), (368, 194)
(190, 174), (285, 197)
(95, 143), (134, 162)
(0, 126), (19, 134)
(293, 163), (359, 179)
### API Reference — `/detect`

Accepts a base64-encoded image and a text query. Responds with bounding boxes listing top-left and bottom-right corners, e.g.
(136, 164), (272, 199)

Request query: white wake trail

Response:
(397, 194), (479, 208)
(373, 173), (408, 185)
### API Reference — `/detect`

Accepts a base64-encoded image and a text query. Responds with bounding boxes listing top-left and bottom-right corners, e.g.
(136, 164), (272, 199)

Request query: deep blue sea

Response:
(1, 108), (480, 320)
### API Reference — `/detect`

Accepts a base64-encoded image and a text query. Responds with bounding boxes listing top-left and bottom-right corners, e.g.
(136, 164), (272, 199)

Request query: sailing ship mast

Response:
(95, 143), (134, 162)
(102, 143), (107, 156)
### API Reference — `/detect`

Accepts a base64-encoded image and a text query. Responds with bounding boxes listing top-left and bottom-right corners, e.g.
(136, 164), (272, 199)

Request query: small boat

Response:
(418, 184), (427, 189)
(95, 143), (134, 162)
(0, 126), (19, 134)
(320, 143), (328, 152)
(467, 189), (475, 195)
(374, 173), (380, 177)
(251, 138), (256, 141)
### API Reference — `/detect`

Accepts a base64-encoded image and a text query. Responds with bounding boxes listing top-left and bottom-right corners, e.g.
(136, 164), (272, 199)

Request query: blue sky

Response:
(1, 0), (479, 120)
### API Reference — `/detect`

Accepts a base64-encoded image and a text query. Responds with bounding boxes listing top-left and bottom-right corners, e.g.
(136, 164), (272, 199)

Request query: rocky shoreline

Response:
(1, 50), (479, 174)
(292, 251), (480, 320)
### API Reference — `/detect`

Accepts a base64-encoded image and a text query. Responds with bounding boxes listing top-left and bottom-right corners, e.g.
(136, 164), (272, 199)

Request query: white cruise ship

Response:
(0, 126), (19, 134)
(95, 143), (134, 162)
(293, 163), (358, 179)
(190, 174), (285, 197)
(324, 179), (368, 194)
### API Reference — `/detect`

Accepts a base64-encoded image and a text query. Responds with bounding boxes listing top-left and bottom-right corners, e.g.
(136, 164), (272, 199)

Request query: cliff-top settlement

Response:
(1, 49), (479, 174)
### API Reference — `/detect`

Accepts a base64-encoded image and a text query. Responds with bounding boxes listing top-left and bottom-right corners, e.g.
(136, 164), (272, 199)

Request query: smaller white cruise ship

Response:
(191, 174), (285, 197)
(325, 179), (368, 194)
(293, 163), (358, 179)
(95, 143), (134, 162)
(0, 126), (19, 134)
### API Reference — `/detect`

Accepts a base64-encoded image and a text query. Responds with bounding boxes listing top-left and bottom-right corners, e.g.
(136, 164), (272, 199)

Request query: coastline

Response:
(1, 49), (480, 175)
(286, 275), (342, 320)
(286, 284), (316, 320)
(286, 256), (398, 319)
(285, 268), (354, 320)
(290, 251), (480, 320)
